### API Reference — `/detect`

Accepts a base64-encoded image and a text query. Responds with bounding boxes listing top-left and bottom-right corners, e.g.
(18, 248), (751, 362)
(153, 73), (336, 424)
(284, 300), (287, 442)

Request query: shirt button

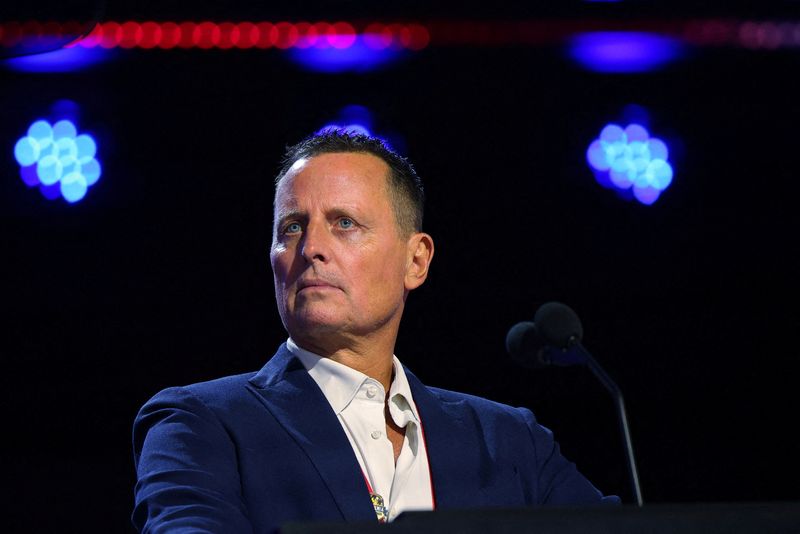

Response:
(366, 385), (378, 398)
(371, 430), (382, 440)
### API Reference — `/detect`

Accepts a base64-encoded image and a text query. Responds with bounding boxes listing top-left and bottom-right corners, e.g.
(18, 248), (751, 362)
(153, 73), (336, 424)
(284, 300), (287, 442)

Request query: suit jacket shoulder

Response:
(404, 372), (619, 509)
(132, 345), (618, 533)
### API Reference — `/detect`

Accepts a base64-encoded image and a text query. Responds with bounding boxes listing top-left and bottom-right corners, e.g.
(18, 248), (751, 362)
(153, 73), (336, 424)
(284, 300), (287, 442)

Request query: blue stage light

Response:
(587, 122), (674, 205)
(3, 46), (113, 73)
(318, 123), (372, 136)
(318, 104), (377, 137)
(60, 172), (89, 203)
(74, 135), (97, 161)
(339, 105), (373, 129)
(568, 32), (684, 73)
(317, 105), (406, 154)
(14, 137), (40, 167)
(53, 119), (78, 139)
(288, 35), (404, 73)
(14, 117), (102, 203)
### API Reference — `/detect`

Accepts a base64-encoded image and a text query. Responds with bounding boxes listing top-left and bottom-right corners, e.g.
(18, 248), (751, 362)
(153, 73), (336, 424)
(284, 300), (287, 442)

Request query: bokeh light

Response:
(316, 104), (377, 137)
(568, 32), (684, 73)
(315, 105), (405, 153)
(14, 117), (102, 203)
(4, 45), (113, 72)
(587, 122), (674, 205)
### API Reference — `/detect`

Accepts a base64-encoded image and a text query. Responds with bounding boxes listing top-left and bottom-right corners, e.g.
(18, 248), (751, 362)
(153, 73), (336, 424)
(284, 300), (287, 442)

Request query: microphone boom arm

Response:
(571, 340), (644, 507)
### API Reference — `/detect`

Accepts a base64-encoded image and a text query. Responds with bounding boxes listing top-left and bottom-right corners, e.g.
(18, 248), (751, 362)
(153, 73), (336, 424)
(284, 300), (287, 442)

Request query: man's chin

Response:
(287, 314), (347, 337)
(286, 318), (355, 356)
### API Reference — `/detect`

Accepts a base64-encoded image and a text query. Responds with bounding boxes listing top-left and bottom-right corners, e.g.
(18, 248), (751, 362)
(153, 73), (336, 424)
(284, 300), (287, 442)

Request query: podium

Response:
(281, 501), (800, 533)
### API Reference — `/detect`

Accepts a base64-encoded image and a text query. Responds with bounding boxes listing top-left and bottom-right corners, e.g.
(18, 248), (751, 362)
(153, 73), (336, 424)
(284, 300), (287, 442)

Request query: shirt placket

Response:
(346, 381), (395, 508)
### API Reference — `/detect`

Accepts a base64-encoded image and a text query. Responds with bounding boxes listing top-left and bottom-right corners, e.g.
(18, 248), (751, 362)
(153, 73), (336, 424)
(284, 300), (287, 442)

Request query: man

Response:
(132, 130), (618, 533)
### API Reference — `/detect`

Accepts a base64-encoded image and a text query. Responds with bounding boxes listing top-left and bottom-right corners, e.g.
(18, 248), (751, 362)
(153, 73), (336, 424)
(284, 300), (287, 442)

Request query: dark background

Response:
(2, 2), (799, 531)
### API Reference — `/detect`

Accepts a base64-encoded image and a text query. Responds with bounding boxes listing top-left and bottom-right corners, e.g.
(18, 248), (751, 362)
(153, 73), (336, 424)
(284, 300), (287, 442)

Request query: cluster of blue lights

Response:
(587, 123), (673, 205)
(14, 119), (101, 203)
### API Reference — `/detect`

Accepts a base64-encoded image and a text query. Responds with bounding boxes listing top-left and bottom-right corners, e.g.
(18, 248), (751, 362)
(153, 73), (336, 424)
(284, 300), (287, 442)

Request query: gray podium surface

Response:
(281, 501), (800, 534)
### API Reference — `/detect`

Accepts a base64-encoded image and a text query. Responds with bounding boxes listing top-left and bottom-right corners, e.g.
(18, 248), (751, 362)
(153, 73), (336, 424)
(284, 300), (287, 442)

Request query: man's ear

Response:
(404, 232), (434, 290)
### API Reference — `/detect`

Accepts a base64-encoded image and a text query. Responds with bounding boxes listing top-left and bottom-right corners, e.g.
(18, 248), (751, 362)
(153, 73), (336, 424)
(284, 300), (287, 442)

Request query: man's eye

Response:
(337, 218), (354, 229)
(284, 222), (302, 234)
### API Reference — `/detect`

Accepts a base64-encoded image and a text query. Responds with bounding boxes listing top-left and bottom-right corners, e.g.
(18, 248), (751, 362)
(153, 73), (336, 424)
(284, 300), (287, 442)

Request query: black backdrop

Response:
(2, 3), (799, 531)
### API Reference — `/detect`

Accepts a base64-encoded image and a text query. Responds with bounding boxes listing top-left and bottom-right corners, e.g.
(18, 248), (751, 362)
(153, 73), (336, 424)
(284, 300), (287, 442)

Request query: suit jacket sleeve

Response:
(132, 386), (255, 533)
(517, 406), (621, 505)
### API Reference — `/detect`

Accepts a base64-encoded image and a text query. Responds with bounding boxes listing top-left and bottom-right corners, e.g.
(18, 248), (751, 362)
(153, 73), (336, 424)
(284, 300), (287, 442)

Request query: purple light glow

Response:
(288, 34), (404, 73)
(568, 32), (683, 73)
(3, 46), (113, 73)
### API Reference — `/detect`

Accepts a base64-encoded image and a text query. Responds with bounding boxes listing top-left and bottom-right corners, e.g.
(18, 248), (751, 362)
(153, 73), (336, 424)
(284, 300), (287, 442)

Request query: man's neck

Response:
(292, 336), (396, 392)
(330, 350), (394, 392)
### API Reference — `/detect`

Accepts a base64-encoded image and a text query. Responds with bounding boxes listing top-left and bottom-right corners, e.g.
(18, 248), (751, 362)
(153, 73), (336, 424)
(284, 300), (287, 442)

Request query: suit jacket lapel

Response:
(407, 369), (490, 510)
(247, 345), (375, 522)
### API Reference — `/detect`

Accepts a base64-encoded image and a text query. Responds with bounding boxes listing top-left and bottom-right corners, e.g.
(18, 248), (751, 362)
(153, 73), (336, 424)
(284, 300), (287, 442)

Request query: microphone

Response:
(505, 320), (585, 368)
(506, 302), (644, 507)
(506, 322), (545, 368)
(534, 301), (583, 348)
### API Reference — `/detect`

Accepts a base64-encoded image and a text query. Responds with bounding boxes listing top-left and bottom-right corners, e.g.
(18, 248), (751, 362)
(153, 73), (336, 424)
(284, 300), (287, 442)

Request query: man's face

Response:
(270, 152), (417, 348)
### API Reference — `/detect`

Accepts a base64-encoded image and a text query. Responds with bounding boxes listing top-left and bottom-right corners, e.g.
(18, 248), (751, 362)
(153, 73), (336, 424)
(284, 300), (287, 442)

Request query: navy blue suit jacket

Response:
(132, 344), (618, 533)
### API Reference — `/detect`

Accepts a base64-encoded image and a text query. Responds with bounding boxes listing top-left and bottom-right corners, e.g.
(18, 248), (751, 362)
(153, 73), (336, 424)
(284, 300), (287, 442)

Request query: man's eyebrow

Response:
(327, 207), (360, 219)
(275, 209), (307, 225)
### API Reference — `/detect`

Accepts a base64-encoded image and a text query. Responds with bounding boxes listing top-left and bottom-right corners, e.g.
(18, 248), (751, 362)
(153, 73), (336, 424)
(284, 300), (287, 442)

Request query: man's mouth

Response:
(297, 278), (339, 292)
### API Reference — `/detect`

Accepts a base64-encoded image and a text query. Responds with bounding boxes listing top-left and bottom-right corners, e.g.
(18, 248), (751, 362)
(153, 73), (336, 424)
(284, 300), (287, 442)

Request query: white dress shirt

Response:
(287, 338), (434, 521)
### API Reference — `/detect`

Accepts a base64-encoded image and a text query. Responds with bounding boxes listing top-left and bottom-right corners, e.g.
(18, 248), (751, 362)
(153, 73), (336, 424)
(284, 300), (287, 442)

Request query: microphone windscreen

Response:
(534, 302), (583, 348)
(506, 321), (545, 368)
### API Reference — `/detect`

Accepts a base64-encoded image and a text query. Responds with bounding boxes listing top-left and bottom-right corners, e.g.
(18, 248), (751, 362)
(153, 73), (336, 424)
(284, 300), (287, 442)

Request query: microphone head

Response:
(506, 321), (547, 369)
(534, 301), (583, 349)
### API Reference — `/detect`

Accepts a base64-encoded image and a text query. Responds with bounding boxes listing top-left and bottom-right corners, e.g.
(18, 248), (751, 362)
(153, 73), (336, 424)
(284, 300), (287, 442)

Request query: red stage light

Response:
(274, 22), (299, 49)
(236, 22), (258, 48)
(263, 24), (277, 48)
(1, 19), (435, 51)
(331, 22), (356, 49)
(294, 22), (318, 49)
(99, 22), (122, 49)
(119, 21), (142, 49)
(406, 23), (430, 50)
(193, 21), (220, 49)
(255, 22), (274, 48)
(311, 22), (332, 49)
(177, 22), (195, 48)
(21, 21), (42, 42)
(363, 23), (392, 50)
(76, 23), (101, 48)
(387, 23), (406, 50)
(157, 22), (180, 48)
(139, 21), (161, 49)
(42, 21), (63, 41)
(217, 22), (239, 49)
(61, 21), (86, 47)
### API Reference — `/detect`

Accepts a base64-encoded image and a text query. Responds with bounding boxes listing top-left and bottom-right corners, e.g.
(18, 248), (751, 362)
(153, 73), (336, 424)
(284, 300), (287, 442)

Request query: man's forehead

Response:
(277, 153), (390, 194)
(274, 153), (392, 214)
(285, 157), (311, 177)
(283, 152), (387, 176)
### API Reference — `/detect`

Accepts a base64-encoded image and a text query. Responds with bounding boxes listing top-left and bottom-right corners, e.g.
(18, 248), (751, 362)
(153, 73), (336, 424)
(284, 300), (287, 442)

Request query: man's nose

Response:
(300, 222), (329, 263)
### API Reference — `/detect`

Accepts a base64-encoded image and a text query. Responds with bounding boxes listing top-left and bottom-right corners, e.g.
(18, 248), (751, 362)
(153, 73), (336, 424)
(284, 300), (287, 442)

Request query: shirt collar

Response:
(286, 337), (420, 425)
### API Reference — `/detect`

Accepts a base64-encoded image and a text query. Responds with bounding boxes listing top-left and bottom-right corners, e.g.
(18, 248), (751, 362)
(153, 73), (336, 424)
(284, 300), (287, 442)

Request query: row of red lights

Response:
(684, 20), (800, 49)
(2, 20), (800, 51)
(0, 21), (430, 50)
